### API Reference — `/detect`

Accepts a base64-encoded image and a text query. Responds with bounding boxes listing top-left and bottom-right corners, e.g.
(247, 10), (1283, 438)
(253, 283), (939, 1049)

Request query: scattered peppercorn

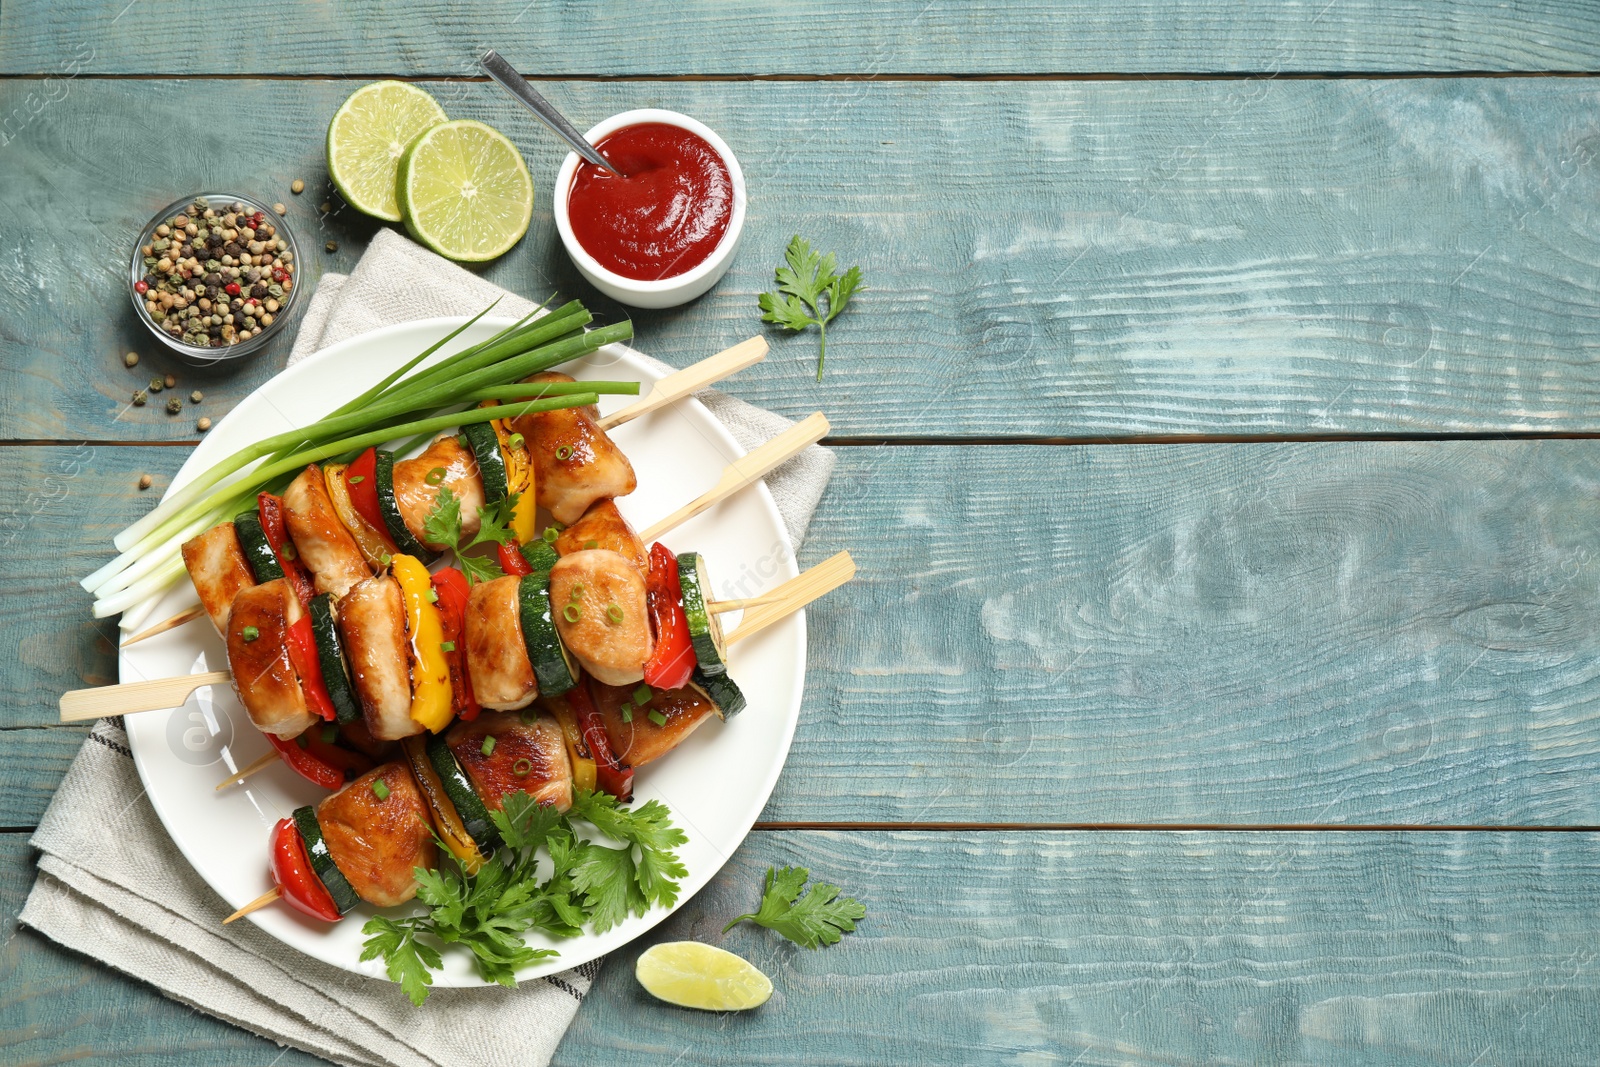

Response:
(197, 416), (212, 432)
(190, 390), (203, 403)
(138, 474), (152, 490)
(291, 179), (305, 194)
(166, 396), (183, 414)
(320, 201), (332, 214)
(132, 389), (148, 406)
(148, 377), (163, 393)
(274, 203), (287, 215)
(123, 351), (139, 368)
(163, 373), (177, 389)
(325, 240), (338, 253)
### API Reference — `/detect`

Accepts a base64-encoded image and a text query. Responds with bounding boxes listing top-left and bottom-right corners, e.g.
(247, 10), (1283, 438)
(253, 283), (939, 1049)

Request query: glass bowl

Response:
(129, 192), (302, 366)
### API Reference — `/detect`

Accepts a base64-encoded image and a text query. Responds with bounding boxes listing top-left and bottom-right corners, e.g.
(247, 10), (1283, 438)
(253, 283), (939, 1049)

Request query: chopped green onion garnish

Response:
(563, 604), (582, 623)
(633, 684), (653, 705)
(440, 640), (456, 653)
(583, 539), (598, 550)
(648, 709), (668, 727)
(555, 445), (573, 461)
(426, 587), (439, 603)
(372, 779), (390, 800)
(542, 526), (560, 543)
(512, 757), (533, 777)
(346, 475), (364, 485)
(508, 432), (525, 450)
(607, 603), (625, 624)
(621, 705), (633, 723)
(571, 582), (585, 596)
(519, 709), (538, 725)
(481, 735), (496, 756)
(321, 722), (338, 743)
(380, 553), (392, 566)
(425, 466), (446, 486)
(241, 625), (260, 642)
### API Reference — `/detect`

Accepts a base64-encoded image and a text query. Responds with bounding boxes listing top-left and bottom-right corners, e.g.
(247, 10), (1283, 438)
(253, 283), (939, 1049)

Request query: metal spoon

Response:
(479, 50), (625, 177)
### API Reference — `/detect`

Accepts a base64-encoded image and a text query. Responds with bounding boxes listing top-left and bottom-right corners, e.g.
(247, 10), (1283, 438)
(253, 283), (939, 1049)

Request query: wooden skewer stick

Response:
(121, 604), (205, 647)
(706, 594), (785, 615)
(727, 551), (856, 648)
(597, 336), (767, 431)
(215, 750), (280, 791)
(59, 669), (230, 724)
(223, 886), (281, 924)
(641, 413), (830, 542)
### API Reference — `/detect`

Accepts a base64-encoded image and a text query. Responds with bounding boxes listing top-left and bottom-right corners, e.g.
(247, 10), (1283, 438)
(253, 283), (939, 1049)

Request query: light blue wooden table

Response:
(5, 4), (1600, 1063)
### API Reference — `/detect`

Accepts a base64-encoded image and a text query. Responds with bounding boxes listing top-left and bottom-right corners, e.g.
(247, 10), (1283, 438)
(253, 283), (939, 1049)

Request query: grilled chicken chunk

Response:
(225, 578), (315, 739)
(182, 522), (256, 632)
(337, 575), (420, 741)
(283, 465), (371, 599)
(548, 549), (652, 686)
(591, 681), (718, 766)
(316, 762), (438, 908)
(465, 575), (538, 710)
(394, 434), (484, 550)
(514, 372), (637, 524)
(555, 499), (647, 573)
(446, 711), (572, 813)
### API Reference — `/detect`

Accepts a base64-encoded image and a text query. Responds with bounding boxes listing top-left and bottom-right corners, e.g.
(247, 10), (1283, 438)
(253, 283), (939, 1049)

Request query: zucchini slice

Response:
(688, 666), (746, 720)
(371, 449), (434, 558)
(675, 551), (727, 677)
(425, 733), (500, 852)
(518, 571), (578, 697)
(291, 804), (360, 915)
(460, 422), (509, 504)
(519, 538), (559, 577)
(233, 511), (284, 583)
(307, 593), (361, 725)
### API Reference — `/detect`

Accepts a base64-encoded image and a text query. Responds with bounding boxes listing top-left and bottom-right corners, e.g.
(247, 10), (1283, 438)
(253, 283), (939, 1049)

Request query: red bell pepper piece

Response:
(642, 543), (696, 691)
(570, 678), (633, 801)
(302, 725), (376, 779)
(430, 567), (481, 721)
(344, 448), (398, 553)
(284, 615), (337, 722)
(257, 492), (316, 603)
(265, 731), (346, 791)
(497, 540), (533, 577)
(268, 817), (341, 922)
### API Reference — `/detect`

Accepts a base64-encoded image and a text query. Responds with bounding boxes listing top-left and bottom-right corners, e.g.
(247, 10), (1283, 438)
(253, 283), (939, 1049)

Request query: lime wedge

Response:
(326, 81), (448, 222)
(397, 119), (534, 263)
(635, 941), (773, 1011)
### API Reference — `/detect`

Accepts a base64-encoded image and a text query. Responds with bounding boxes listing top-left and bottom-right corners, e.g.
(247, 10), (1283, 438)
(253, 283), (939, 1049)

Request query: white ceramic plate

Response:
(122, 317), (804, 985)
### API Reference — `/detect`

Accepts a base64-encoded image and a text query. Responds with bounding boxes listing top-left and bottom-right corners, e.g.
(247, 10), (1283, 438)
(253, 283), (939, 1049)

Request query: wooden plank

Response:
(0, 834), (328, 1067)
(0, 729), (87, 828)
(7, 827), (1600, 1066)
(5, 1), (1600, 75)
(7, 78), (1600, 439)
(10, 441), (1600, 827)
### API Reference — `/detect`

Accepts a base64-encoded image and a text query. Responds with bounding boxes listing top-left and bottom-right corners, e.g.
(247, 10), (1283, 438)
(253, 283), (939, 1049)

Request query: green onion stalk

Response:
(107, 298), (582, 559)
(87, 316), (631, 597)
(90, 393), (603, 617)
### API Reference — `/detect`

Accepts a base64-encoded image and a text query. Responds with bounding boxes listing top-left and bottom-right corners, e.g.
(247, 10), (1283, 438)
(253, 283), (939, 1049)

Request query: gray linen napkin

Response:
(20, 229), (834, 1067)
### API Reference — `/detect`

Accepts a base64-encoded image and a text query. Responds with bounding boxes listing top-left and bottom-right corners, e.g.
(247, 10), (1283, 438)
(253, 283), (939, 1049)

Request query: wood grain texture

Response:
(7, 828), (1600, 1067)
(10, 441), (1600, 827)
(0, 834), (327, 1067)
(8, 78), (1600, 438)
(4, 1), (1600, 75)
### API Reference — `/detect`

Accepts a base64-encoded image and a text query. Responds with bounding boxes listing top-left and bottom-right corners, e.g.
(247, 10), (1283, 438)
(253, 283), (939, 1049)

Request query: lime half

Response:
(635, 941), (773, 1011)
(326, 81), (448, 222)
(397, 119), (534, 263)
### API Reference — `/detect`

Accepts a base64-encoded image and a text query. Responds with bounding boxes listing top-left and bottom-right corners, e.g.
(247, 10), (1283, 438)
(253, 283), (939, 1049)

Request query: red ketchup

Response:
(567, 122), (733, 281)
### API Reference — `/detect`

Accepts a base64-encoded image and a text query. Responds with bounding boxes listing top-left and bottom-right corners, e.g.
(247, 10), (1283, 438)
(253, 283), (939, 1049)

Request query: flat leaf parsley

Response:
(422, 484), (520, 585)
(722, 865), (865, 949)
(362, 789), (688, 1005)
(758, 235), (863, 381)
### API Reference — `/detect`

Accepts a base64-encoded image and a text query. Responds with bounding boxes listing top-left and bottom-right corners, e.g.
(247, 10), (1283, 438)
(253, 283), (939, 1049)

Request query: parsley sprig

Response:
(421, 484), (520, 585)
(362, 789), (688, 1005)
(722, 865), (865, 948)
(758, 235), (864, 381)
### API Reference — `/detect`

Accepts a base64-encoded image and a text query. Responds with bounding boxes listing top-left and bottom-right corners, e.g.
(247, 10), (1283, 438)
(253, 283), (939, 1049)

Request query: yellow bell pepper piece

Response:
(493, 416), (540, 545)
(544, 697), (598, 793)
(392, 554), (453, 733)
(401, 735), (486, 874)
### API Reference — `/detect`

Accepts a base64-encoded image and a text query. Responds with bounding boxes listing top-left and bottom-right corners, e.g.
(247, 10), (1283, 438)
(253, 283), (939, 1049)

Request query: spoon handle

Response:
(479, 50), (623, 177)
